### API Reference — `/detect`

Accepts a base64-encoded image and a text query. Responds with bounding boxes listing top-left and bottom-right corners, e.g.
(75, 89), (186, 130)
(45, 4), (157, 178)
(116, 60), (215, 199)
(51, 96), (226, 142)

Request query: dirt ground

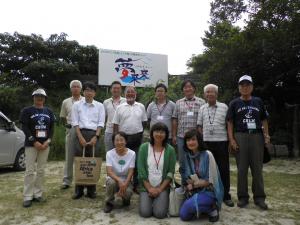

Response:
(0, 158), (299, 225)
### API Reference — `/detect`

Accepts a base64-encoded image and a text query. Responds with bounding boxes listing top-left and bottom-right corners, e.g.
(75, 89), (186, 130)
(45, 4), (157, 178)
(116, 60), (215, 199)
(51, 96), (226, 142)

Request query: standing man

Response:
(71, 81), (105, 199)
(20, 88), (55, 207)
(197, 84), (234, 207)
(60, 80), (83, 189)
(227, 75), (270, 210)
(103, 81), (126, 152)
(112, 86), (147, 190)
(172, 79), (205, 178)
(147, 83), (175, 143)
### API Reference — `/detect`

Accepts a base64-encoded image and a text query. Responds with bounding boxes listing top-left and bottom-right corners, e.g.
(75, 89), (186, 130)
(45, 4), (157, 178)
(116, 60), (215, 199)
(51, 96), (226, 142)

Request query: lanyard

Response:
(207, 105), (217, 125)
(156, 102), (168, 116)
(185, 99), (195, 111)
(153, 148), (164, 170)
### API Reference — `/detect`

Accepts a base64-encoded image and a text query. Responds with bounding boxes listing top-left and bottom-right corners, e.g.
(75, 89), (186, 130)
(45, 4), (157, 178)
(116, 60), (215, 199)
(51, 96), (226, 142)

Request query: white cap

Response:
(32, 88), (47, 97)
(238, 75), (253, 84)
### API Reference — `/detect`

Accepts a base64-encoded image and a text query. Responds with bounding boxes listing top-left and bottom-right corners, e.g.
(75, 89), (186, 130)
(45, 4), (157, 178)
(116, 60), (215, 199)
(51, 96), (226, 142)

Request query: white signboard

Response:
(98, 49), (168, 87)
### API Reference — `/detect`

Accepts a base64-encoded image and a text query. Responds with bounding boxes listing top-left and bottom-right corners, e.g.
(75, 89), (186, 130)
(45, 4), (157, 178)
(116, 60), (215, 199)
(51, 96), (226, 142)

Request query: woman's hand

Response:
(117, 180), (128, 197)
(33, 141), (44, 151)
(186, 183), (193, 191)
(148, 187), (160, 197)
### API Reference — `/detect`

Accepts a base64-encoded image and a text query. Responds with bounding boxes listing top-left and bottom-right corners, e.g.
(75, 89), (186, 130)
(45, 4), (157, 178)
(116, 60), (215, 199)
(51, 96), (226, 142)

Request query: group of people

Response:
(19, 74), (270, 223)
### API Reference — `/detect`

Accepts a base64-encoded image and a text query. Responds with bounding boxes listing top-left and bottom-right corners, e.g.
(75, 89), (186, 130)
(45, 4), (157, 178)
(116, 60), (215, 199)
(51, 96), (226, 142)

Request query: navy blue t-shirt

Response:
(19, 106), (55, 146)
(226, 97), (268, 132)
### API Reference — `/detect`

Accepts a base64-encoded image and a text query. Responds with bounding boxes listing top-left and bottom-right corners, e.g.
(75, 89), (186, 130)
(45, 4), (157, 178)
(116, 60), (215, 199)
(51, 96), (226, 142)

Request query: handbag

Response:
(74, 145), (102, 185)
(168, 181), (186, 217)
(263, 144), (271, 164)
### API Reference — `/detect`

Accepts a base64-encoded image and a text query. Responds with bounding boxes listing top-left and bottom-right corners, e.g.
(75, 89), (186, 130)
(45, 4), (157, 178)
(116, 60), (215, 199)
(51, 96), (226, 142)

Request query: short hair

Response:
(150, 122), (169, 147)
(82, 81), (97, 92)
(111, 81), (122, 89)
(183, 129), (205, 152)
(204, 84), (218, 94)
(70, 80), (82, 89)
(124, 85), (136, 94)
(112, 131), (128, 145)
(181, 79), (196, 91)
(155, 83), (167, 92)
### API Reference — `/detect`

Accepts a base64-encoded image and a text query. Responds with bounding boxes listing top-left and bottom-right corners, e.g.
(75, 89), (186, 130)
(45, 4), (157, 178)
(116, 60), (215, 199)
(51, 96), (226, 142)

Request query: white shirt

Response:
(59, 96), (83, 125)
(112, 101), (147, 135)
(71, 98), (105, 130)
(147, 144), (164, 187)
(103, 97), (126, 134)
(106, 148), (136, 181)
(197, 101), (228, 142)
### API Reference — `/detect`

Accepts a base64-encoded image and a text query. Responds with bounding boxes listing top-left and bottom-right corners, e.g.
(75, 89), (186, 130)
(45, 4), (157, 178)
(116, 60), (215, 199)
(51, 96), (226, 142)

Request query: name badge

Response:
(247, 122), (256, 130)
(157, 115), (164, 121)
(187, 111), (194, 116)
(36, 130), (47, 138)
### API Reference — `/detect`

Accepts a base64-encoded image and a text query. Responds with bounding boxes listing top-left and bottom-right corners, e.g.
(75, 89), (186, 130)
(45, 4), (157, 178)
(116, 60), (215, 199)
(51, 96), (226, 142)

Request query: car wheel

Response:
(14, 148), (26, 171)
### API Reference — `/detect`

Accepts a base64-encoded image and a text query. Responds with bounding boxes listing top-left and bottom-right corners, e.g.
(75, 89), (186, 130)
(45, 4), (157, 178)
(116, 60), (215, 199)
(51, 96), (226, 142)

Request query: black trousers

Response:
(125, 132), (143, 187)
(74, 129), (100, 195)
(204, 141), (231, 201)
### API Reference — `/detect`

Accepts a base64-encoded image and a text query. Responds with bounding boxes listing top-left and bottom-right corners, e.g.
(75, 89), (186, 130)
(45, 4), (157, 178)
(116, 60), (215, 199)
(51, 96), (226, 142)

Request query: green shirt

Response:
(137, 142), (176, 192)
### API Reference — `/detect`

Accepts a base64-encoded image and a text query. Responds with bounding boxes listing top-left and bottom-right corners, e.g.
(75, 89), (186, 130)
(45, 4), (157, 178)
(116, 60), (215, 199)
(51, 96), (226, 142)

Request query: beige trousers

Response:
(23, 146), (49, 201)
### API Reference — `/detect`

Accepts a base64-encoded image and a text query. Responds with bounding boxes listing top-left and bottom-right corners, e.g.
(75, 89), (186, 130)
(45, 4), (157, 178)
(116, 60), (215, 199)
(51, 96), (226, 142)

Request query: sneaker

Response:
(123, 199), (131, 206)
(33, 197), (46, 203)
(72, 192), (83, 200)
(61, 184), (70, 190)
(103, 203), (113, 213)
(255, 201), (268, 210)
(87, 193), (97, 199)
(224, 199), (234, 207)
(208, 212), (219, 222)
(237, 199), (249, 208)
(23, 200), (32, 208)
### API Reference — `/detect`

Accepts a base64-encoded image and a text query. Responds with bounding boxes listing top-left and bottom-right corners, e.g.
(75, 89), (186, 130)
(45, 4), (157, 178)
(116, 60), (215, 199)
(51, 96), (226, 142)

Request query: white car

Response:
(0, 111), (26, 170)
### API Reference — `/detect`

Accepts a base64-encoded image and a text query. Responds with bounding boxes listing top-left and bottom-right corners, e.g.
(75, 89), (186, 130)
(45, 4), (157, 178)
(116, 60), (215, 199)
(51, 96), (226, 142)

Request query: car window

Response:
(0, 116), (8, 129)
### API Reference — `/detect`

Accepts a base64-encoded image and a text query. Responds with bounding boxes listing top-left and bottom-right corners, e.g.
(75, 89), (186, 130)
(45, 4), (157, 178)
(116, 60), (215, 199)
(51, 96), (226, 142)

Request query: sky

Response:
(0, 0), (212, 75)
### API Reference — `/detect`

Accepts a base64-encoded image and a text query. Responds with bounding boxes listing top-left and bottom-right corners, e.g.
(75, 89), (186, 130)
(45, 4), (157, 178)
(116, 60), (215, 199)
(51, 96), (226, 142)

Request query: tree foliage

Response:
(0, 32), (98, 89)
(188, 0), (300, 148)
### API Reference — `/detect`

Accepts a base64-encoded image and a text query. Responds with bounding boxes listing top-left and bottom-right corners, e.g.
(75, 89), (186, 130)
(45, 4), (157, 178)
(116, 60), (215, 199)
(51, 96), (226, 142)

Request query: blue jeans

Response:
(180, 192), (216, 221)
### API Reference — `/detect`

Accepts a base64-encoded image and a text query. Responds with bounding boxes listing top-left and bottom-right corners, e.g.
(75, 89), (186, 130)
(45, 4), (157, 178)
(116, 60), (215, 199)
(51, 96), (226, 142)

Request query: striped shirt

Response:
(197, 101), (228, 141)
(172, 96), (205, 138)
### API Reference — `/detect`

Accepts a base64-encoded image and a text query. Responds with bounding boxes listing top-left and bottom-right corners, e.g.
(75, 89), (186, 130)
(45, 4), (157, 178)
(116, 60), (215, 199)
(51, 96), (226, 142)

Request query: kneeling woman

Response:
(138, 122), (176, 219)
(104, 132), (136, 213)
(180, 129), (224, 222)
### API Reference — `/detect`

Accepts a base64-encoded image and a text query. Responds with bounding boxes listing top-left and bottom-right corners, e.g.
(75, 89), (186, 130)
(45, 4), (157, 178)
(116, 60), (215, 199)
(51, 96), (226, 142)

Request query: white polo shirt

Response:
(103, 97), (126, 134)
(71, 99), (105, 130)
(112, 101), (147, 135)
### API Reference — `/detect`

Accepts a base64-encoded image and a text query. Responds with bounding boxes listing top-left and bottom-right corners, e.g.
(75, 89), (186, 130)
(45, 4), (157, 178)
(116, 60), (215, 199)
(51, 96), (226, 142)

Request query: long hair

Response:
(183, 129), (205, 152)
(150, 122), (169, 147)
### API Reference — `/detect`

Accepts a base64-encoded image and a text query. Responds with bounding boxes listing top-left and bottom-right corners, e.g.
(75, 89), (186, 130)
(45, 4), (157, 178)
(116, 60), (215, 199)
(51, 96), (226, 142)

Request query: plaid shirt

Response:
(172, 96), (205, 137)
